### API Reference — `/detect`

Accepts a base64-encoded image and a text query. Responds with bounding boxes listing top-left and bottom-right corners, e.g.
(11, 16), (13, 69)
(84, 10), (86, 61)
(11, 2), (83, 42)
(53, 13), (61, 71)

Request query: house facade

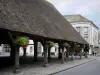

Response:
(64, 15), (99, 55)
(0, 40), (59, 56)
(20, 40), (59, 56)
(98, 30), (100, 53)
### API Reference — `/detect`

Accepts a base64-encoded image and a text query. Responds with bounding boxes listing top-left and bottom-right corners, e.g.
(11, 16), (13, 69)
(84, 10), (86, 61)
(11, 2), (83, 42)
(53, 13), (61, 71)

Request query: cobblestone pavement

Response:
(0, 56), (95, 75)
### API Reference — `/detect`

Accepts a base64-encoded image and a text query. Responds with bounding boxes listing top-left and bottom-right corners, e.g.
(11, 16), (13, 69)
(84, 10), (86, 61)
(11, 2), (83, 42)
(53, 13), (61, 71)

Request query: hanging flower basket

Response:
(49, 41), (54, 47)
(14, 36), (29, 47)
(45, 41), (55, 47)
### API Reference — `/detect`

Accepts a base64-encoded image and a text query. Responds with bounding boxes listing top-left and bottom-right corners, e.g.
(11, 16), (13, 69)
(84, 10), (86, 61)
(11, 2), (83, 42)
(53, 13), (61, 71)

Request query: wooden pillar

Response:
(65, 47), (69, 58)
(71, 43), (75, 60)
(67, 47), (70, 58)
(79, 45), (82, 59)
(43, 43), (49, 67)
(10, 44), (15, 65)
(61, 47), (64, 63)
(23, 48), (26, 57)
(10, 45), (14, 58)
(70, 49), (73, 60)
(7, 32), (20, 73)
(79, 48), (82, 59)
(48, 47), (51, 59)
(85, 52), (88, 58)
(58, 43), (62, 59)
(80, 44), (84, 59)
(13, 46), (20, 74)
(84, 45), (88, 58)
(34, 40), (38, 61)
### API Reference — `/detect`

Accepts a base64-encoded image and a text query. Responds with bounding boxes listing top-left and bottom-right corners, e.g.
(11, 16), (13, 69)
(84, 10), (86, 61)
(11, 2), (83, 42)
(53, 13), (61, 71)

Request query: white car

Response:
(0, 46), (3, 54)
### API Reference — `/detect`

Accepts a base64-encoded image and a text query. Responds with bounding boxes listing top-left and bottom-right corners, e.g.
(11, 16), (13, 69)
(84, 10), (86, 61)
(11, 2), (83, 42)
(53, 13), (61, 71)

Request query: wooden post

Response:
(80, 44), (84, 59)
(7, 32), (20, 73)
(79, 45), (82, 59)
(48, 47), (51, 59)
(65, 47), (69, 61)
(34, 40), (38, 61)
(58, 43), (62, 59)
(10, 44), (15, 65)
(13, 46), (20, 74)
(71, 43), (75, 60)
(23, 48), (26, 57)
(84, 45), (88, 58)
(67, 47), (69, 58)
(61, 47), (64, 63)
(43, 43), (49, 67)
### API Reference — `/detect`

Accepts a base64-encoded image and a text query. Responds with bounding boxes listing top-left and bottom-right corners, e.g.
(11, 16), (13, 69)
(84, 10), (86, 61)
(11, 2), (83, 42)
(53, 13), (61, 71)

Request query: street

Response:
(54, 57), (100, 75)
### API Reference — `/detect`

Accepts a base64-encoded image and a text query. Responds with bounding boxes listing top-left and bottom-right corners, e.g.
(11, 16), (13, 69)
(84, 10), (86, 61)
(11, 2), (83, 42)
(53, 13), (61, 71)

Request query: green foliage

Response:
(49, 41), (54, 47)
(14, 36), (29, 47)
(45, 41), (54, 47)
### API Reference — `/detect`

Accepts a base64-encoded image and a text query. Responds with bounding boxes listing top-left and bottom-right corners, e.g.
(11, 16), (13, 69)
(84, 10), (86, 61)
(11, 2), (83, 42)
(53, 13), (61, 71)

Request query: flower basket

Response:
(14, 36), (29, 48)
(45, 41), (54, 47)
(49, 41), (54, 47)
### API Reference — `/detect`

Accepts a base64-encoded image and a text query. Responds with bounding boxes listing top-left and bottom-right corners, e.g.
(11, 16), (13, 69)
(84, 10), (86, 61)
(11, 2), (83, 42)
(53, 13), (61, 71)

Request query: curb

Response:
(50, 59), (96, 75)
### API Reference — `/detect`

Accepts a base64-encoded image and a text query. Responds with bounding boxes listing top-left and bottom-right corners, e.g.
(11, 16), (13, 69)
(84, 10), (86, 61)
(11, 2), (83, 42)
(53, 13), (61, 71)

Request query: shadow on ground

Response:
(0, 55), (82, 70)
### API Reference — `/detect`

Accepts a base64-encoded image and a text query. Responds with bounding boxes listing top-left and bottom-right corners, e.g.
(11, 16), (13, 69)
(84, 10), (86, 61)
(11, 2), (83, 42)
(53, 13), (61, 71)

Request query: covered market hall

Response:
(0, 0), (89, 73)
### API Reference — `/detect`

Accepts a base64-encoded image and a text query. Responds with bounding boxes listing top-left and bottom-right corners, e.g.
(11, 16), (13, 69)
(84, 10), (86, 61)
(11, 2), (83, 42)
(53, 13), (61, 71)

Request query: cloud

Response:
(75, 0), (100, 14)
(46, 0), (100, 27)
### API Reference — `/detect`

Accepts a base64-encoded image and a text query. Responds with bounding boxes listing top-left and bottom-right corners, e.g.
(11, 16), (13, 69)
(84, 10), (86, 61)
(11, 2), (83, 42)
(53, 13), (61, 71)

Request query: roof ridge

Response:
(79, 15), (90, 22)
(64, 14), (80, 16)
(64, 15), (90, 22)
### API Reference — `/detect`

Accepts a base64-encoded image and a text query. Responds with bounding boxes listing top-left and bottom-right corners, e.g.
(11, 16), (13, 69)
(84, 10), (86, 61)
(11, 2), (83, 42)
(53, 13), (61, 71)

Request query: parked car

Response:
(0, 46), (2, 54)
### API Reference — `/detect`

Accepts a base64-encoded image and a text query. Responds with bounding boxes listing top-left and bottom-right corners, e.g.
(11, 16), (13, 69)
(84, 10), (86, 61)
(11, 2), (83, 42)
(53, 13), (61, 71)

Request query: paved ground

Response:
(53, 57), (100, 75)
(0, 56), (94, 75)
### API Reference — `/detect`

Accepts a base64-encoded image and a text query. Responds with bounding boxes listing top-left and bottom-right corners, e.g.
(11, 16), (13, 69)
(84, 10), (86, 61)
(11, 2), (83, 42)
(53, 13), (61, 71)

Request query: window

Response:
(84, 33), (88, 37)
(84, 27), (88, 33)
(84, 36), (88, 40)
(76, 27), (80, 33)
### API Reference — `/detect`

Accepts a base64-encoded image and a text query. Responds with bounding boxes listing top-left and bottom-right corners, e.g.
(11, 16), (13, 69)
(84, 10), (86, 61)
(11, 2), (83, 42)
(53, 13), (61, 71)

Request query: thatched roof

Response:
(0, 0), (88, 44)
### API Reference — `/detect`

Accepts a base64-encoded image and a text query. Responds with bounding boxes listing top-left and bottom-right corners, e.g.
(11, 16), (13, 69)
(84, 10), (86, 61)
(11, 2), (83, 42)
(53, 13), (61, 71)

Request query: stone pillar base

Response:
(71, 57), (74, 60)
(80, 57), (81, 59)
(33, 58), (38, 61)
(13, 68), (20, 74)
(48, 57), (51, 59)
(61, 60), (64, 64)
(43, 64), (49, 67)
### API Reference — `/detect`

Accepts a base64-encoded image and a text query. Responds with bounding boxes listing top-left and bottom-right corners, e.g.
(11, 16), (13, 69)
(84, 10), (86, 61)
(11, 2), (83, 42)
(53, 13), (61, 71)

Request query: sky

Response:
(47, 0), (100, 28)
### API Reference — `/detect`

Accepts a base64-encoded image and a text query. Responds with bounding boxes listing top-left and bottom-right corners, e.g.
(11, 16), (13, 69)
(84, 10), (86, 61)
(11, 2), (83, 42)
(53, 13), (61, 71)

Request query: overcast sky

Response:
(47, 0), (100, 27)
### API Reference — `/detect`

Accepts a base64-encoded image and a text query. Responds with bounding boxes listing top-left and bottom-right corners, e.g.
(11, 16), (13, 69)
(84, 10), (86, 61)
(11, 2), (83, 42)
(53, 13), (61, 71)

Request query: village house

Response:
(19, 40), (59, 56)
(64, 15), (99, 55)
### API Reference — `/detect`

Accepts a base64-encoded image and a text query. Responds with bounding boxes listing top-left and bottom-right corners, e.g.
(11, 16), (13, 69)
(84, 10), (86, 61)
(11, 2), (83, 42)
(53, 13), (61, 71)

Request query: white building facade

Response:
(64, 15), (99, 55)
(0, 40), (59, 56)
(20, 40), (59, 56)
